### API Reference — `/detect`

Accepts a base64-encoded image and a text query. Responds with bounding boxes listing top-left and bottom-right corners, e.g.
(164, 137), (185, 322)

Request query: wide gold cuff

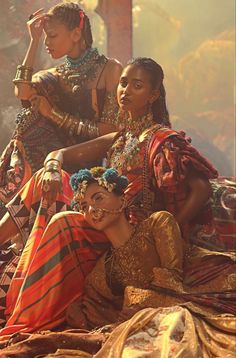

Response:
(13, 64), (34, 84)
(44, 151), (63, 168)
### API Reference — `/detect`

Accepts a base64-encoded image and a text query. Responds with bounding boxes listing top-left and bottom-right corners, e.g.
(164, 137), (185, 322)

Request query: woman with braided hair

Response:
(0, 1), (122, 327)
(0, 2), (122, 215)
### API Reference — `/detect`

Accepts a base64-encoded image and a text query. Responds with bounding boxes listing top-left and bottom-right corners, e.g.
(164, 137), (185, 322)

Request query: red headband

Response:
(79, 10), (84, 29)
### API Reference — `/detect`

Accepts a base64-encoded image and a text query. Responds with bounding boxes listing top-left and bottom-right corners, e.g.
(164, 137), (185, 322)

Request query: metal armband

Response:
(13, 64), (34, 84)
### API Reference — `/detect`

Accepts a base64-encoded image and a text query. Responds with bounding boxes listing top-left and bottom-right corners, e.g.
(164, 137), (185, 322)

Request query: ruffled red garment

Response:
(149, 130), (218, 228)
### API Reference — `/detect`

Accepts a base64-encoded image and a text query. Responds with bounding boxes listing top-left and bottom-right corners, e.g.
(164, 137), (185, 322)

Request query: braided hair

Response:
(127, 58), (171, 127)
(47, 2), (93, 48)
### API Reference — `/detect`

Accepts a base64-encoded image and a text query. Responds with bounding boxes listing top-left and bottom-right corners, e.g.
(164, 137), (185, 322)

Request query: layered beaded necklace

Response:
(108, 112), (156, 174)
(56, 48), (107, 93)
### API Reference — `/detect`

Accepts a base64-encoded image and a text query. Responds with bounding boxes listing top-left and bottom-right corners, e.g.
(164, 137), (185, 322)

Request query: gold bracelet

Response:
(87, 123), (99, 138)
(44, 160), (61, 173)
(44, 151), (63, 167)
(13, 64), (34, 84)
(50, 107), (65, 126)
(59, 113), (70, 128)
(63, 116), (73, 131)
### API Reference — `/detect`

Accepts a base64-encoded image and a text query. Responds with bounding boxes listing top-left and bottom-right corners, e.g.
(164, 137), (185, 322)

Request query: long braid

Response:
(83, 14), (93, 48)
(127, 57), (171, 128)
(47, 2), (93, 48)
(152, 82), (170, 127)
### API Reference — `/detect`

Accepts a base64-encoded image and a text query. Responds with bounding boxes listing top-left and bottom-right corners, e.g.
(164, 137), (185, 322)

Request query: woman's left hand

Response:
(29, 94), (52, 118)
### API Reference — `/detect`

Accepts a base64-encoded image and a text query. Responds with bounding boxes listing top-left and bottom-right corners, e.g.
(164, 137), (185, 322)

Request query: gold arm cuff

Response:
(13, 64), (34, 84)
(44, 151), (63, 167)
(44, 160), (61, 173)
(12, 79), (32, 85)
(49, 107), (65, 126)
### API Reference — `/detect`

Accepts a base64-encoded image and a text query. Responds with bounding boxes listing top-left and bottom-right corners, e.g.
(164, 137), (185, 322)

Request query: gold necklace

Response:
(125, 111), (155, 137)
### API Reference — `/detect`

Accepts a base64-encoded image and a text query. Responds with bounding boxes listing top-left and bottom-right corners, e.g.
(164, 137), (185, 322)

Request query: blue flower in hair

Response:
(102, 168), (119, 183)
(70, 169), (93, 191)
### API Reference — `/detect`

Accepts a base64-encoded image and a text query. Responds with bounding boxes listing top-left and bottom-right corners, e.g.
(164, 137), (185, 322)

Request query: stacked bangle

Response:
(44, 160), (61, 173)
(49, 106), (99, 139)
(50, 107), (65, 126)
(13, 65), (34, 84)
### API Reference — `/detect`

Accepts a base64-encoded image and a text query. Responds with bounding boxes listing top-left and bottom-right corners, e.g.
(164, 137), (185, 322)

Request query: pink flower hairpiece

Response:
(79, 10), (84, 29)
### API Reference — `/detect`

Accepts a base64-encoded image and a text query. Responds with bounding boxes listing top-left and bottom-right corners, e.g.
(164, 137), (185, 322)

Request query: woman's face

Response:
(43, 19), (81, 59)
(117, 64), (157, 119)
(79, 183), (124, 231)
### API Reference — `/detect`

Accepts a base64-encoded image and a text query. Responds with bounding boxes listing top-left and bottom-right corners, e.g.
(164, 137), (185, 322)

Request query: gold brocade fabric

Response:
(106, 209), (183, 295)
(94, 306), (236, 358)
(67, 210), (235, 334)
(66, 211), (184, 329)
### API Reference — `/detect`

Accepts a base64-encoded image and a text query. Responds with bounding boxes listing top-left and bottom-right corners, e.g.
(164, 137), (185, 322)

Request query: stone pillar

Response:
(95, 0), (132, 65)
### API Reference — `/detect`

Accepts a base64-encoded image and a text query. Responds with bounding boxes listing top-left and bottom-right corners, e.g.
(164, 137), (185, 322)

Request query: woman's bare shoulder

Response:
(106, 58), (123, 71)
(104, 58), (123, 91)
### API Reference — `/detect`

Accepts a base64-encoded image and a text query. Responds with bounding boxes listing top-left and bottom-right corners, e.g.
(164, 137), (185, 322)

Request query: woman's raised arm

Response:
(14, 9), (47, 100)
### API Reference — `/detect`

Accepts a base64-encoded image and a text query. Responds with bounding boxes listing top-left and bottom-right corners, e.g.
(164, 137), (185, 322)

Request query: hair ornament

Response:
(79, 10), (84, 29)
(70, 167), (129, 202)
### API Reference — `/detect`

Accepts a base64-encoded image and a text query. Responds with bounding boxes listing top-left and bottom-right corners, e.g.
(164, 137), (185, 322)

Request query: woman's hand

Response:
(29, 94), (52, 118)
(27, 8), (48, 42)
(175, 169), (212, 226)
(42, 170), (62, 206)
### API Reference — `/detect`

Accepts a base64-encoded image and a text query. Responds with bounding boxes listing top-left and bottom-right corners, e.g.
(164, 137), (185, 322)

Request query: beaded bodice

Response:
(107, 122), (160, 223)
(104, 218), (161, 296)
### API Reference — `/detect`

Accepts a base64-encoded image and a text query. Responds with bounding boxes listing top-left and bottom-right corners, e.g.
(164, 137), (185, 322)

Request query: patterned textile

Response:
(0, 169), (71, 331)
(66, 212), (235, 331)
(0, 58), (112, 210)
(95, 306), (236, 358)
(0, 330), (106, 357)
(0, 306), (235, 357)
(108, 125), (218, 236)
(190, 177), (236, 251)
(0, 307), (235, 357)
(0, 254), (19, 327)
(0, 169), (110, 337)
(0, 214), (108, 337)
(66, 212), (184, 330)
(1, 124), (234, 337)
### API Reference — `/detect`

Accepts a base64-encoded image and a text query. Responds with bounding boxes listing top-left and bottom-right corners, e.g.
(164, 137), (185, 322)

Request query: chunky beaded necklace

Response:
(56, 48), (107, 93)
(125, 111), (155, 137)
(108, 112), (156, 174)
(64, 48), (95, 68)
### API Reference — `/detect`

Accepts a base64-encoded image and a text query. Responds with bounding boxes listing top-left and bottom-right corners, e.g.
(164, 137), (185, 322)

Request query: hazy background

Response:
(0, 0), (235, 175)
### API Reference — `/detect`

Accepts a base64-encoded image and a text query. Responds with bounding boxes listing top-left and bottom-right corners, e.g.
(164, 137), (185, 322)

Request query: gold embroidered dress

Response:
(66, 211), (235, 330)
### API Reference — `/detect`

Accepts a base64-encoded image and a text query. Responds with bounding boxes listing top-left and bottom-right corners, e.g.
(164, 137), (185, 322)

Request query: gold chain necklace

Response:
(125, 111), (155, 137)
